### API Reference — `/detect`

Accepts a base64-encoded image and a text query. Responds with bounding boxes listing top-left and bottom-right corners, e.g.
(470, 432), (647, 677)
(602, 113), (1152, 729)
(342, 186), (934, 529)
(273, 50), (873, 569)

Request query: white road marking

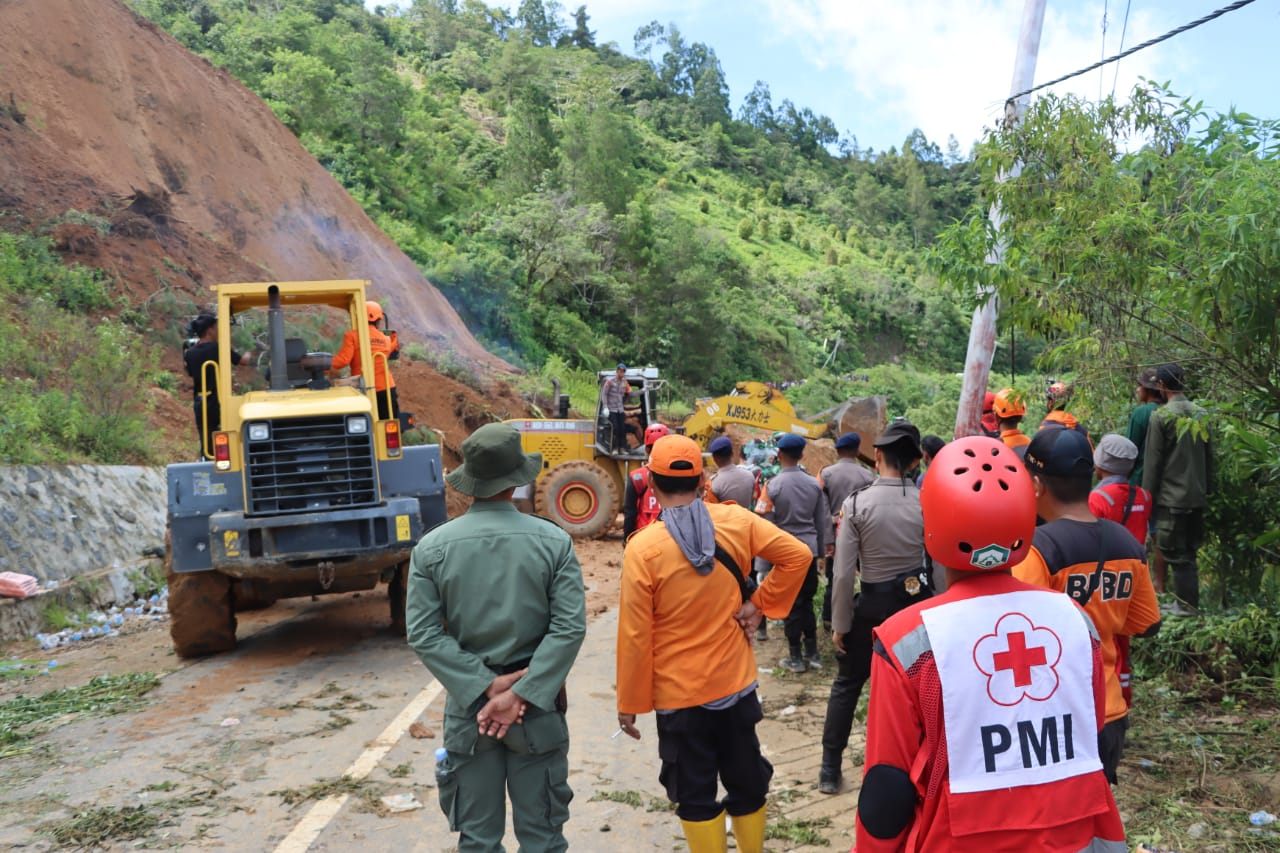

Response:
(272, 679), (447, 853)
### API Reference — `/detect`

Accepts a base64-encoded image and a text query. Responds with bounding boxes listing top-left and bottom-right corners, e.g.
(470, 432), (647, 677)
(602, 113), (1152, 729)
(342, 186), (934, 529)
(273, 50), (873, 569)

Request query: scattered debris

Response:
(379, 792), (423, 813)
(764, 816), (832, 846)
(219, 717), (240, 728)
(34, 590), (169, 650)
(40, 804), (162, 847)
(408, 721), (434, 739)
(779, 705), (797, 716)
(589, 789), (645, 808)
(1, 672), (159, 758)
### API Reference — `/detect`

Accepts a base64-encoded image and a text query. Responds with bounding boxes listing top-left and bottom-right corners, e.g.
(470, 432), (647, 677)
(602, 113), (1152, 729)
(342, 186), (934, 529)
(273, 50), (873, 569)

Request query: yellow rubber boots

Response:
(730, 806), (767, 853)
(679, 812), (728, 853)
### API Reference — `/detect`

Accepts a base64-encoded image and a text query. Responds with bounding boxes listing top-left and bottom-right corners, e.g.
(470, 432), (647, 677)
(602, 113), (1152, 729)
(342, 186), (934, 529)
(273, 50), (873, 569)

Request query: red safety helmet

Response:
(644, 423), (671, 447)
(921, 436), (1035, 572)
(366, 300), (384, 324)
(1046, 380), (1071, 406)
(991, 388), (1027, 419)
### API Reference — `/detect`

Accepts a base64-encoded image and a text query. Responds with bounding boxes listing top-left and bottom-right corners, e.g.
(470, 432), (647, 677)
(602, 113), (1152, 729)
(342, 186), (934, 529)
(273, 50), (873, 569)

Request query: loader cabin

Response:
(202, 280), (405, 472)
(596, 365), (662, 457)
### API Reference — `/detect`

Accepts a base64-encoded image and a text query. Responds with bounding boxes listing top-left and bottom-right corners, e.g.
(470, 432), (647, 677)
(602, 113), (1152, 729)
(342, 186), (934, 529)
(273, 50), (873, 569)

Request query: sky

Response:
(371, 0), (1280, 153)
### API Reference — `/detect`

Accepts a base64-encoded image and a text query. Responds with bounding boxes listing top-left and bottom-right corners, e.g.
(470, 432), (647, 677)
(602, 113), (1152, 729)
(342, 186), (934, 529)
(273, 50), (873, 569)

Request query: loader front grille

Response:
(244, 415), (377, 515)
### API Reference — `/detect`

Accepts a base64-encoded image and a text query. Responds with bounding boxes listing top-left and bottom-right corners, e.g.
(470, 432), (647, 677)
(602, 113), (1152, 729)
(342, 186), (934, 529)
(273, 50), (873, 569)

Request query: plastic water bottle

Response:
(1250, 811), (1277, 827)
(434, 747), (451, 783)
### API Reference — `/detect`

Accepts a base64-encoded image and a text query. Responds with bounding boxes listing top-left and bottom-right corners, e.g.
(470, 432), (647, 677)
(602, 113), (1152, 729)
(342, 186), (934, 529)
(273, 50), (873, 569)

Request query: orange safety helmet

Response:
(644, 423), (672, 447)
(991, 388), (1027, 419)
(366, 300), (384, 324)
(920, 436), (1035, 572)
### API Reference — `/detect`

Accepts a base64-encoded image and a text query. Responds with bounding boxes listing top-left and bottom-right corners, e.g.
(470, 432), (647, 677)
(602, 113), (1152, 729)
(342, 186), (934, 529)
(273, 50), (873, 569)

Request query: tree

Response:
(739, 80), (774, 130)
(569, 5), (594, 49)
(501, 87), (559, 195)
(690, 60), (730, 127)
(517, 0), (553, 46)
(633, 20), (664, 62)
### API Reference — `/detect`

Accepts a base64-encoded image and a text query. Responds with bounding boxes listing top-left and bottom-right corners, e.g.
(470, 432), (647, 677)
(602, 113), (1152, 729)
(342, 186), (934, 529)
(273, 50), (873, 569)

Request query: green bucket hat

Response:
(446, 423), (543, 498)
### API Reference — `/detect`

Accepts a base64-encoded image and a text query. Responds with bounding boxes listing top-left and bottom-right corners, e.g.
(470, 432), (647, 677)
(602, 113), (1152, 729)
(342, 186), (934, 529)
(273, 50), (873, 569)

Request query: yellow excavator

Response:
(506, 374), (885, 538)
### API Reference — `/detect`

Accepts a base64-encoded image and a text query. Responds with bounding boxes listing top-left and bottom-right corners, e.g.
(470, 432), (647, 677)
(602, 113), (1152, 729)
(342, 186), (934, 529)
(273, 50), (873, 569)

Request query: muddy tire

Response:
(388, 561), (408, 636)
(535, 461), (620, 539)
(166, 534), (236, 658)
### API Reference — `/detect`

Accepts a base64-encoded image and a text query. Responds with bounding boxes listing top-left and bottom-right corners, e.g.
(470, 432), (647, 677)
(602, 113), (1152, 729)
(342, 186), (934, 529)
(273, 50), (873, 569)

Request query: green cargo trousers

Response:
(437, 707), (573, 853)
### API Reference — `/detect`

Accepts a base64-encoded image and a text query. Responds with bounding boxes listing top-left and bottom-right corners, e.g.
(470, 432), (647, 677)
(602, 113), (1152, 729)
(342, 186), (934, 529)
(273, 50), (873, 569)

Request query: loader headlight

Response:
(247, 422), (270, 442)
(346, 415), (369, 435)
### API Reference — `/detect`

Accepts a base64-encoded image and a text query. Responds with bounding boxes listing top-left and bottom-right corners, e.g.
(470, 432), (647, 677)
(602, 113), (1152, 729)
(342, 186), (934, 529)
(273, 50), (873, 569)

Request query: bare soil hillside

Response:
(0, 0), (504, 372)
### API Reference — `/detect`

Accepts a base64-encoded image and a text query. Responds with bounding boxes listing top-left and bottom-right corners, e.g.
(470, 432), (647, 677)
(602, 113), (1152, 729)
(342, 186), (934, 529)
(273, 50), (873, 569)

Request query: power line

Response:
(1007, 0), (1261, 105)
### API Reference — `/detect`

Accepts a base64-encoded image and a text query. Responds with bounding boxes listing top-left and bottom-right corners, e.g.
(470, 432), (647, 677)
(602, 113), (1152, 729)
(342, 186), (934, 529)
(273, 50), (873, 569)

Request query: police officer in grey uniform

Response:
(759, 433), (833, 672)
(407, 423), (587, 852)
(818, 432), (874, 629)
(707, 435), (758, 507)
(818, 419), (929, 794)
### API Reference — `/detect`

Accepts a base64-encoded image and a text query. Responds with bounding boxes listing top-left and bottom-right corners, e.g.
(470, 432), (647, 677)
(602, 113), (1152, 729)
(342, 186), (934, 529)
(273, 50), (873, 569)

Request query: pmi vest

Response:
(630, 467), (661, 531)
(920, 589), (1102, 793)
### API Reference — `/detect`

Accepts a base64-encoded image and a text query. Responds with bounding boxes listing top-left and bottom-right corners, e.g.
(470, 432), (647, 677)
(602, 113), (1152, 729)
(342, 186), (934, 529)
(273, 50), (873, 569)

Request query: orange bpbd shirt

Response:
(1012, 518), (1160, 723)
(331, 326), (397, 390)
(616, 502), (812, 714)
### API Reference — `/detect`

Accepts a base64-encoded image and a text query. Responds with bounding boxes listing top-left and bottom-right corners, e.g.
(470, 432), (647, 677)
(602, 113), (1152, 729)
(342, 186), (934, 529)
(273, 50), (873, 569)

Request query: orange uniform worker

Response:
(616, 435), (812, 853)
(855, 437), (1125, 852)
(331, 300), (399, 420)
(1013, 427), (1161, 784)
(991, 387), (1031, 455)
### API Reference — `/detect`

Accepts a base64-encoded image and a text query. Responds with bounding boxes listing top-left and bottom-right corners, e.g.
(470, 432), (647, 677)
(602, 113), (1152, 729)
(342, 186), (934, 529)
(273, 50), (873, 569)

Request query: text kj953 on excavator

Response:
(165, 280), (446, 657)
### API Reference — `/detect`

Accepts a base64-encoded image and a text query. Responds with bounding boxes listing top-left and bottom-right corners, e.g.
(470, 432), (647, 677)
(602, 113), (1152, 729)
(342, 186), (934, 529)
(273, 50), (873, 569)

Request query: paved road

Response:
(0, 591), (859, 851)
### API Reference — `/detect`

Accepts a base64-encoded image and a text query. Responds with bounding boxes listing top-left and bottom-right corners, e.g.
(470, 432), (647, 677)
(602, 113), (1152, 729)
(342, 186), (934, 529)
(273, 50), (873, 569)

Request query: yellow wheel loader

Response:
(166, 280), (445, 657)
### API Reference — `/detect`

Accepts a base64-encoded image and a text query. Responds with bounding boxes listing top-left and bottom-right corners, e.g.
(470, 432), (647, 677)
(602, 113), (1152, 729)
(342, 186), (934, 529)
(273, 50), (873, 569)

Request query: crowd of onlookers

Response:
(409, 363), (1211, 853)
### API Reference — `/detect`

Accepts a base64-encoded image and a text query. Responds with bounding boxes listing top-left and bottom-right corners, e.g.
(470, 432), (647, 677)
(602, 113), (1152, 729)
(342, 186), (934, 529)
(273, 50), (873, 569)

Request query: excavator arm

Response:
(683, 382), (832, 448)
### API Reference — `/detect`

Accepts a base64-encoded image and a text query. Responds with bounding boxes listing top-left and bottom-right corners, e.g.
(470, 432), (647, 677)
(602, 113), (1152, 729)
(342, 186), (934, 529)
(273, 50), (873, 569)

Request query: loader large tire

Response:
(535, 461), (619, 539)
(166, 534), (236, 658)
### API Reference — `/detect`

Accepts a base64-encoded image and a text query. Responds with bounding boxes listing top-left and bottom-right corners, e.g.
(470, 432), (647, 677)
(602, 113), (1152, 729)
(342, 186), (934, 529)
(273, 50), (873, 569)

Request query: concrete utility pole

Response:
(954, 0), (1047, 438)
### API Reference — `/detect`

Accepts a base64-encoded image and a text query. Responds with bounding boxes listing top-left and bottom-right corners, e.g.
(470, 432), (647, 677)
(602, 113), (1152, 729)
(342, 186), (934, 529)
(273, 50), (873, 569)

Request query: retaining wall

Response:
(0, 465), (167, 583)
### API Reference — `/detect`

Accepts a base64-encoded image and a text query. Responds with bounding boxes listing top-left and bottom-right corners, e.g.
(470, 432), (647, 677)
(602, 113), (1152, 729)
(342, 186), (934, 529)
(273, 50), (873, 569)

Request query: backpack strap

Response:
(1120, 484), (1137, 525)
(713, 540), (757, 603)
(1068, 521), (1109, 607)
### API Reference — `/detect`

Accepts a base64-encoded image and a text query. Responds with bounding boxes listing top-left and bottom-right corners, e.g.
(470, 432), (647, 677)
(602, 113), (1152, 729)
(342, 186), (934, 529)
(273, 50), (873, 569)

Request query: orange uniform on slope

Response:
(331, 326), (397, 391)
(617, 501), (812, 714)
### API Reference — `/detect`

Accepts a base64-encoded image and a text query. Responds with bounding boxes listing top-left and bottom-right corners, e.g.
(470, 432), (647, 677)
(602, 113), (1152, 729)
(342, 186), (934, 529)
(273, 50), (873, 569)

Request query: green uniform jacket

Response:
(1142, 397), (1213, 509)
(1125, 401), (1158, 487)
(407, 502), (587, 752)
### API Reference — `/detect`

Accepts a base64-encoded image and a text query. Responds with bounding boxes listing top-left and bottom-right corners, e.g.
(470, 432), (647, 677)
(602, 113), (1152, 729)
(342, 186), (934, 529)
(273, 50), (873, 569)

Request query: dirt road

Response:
(0, 539), (857, 852)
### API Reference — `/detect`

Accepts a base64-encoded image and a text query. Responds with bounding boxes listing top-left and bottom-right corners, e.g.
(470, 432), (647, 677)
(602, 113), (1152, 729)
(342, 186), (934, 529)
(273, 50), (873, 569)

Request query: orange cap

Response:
(648, 435), (703, 477)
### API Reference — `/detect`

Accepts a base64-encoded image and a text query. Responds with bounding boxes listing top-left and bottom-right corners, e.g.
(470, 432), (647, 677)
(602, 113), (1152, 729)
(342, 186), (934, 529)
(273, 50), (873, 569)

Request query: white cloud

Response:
(760, 0), (1174, 147)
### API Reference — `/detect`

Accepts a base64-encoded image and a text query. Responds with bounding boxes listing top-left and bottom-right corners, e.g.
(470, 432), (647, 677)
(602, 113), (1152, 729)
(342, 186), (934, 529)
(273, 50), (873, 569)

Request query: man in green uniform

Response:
(1143, 363), (1212, 615)
(407, 423), (587, 852)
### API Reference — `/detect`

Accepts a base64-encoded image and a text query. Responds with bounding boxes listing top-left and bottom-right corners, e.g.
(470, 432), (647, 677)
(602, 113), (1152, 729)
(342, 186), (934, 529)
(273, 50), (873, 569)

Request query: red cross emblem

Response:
(973, 612), (1063, 706)
(992, 631), (1048, 687)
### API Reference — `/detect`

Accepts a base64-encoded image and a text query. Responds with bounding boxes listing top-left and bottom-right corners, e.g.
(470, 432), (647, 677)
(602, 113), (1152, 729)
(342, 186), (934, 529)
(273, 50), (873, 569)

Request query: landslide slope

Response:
(0, 0), (504, 372)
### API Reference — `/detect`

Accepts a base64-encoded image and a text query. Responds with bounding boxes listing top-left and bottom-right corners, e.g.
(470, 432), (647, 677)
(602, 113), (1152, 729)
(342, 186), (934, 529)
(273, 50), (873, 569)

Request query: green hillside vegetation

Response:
(0, 232), (159, 463)
(126, 0), (983, 396)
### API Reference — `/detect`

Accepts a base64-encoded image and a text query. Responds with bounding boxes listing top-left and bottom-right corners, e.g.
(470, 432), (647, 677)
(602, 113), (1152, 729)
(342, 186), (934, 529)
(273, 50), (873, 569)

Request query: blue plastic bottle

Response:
(434, 747), (450, 783)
